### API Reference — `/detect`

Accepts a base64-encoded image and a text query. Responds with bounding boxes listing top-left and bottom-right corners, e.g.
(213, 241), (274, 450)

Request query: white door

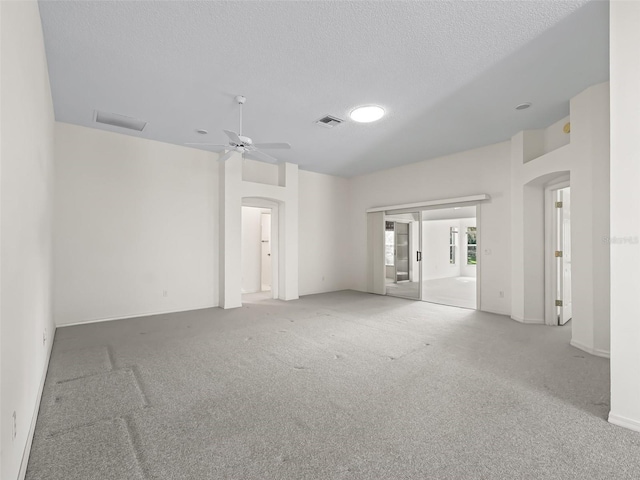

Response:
(556, 188), (572, 325)
(261, 212), (272, 291)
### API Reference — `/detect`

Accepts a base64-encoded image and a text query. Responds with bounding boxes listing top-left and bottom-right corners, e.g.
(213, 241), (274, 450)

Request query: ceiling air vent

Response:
(94, 110), (147, 132)
(315, 115), (344, 128)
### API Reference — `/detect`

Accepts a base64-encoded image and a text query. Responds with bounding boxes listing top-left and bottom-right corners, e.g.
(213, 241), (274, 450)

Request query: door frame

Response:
(544, 179), (570, 326)
(417, 203), (481, 310)
(260, 211), (272, 292)
(242, 199), (279, 300)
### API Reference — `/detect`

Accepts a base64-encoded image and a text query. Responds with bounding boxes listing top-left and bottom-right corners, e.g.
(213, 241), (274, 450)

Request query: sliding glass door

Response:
(385, 211), (422, 300)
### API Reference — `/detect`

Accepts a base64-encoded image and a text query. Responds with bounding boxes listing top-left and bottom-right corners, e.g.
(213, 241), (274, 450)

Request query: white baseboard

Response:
(18, 326), (56, 480)
(570, 339), (610, 359)
(479, 307), (510, 317)
(523, 317), (544, 324)
(511, 315), (544, 324)
(57, 303), (217, 328)
(609, 412), (640, 433)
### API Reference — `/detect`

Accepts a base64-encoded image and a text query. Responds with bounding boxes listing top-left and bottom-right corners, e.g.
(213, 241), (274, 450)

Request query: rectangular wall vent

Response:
(94, 110), (147, 132)
(315, 115), (344, 128)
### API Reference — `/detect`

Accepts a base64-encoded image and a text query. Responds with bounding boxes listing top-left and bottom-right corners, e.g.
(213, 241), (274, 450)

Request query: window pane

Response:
(467, 245), (477, 265)
(385, 230), (395, 266)
(450, 227), (458, 264)
(466, 226), (477, 245)
(466, 227), (477, 265)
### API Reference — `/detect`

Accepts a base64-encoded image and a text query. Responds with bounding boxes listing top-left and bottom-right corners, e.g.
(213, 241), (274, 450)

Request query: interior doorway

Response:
(545, 183), (572, 325)
(241, 206), (272, 298)
(420, 206), (478, 309)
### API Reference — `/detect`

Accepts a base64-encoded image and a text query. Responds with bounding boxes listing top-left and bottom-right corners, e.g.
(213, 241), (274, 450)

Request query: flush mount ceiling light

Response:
(350, 105), (385, 123)
(196, 129), (208, 135)
(515, 102), (532, 110)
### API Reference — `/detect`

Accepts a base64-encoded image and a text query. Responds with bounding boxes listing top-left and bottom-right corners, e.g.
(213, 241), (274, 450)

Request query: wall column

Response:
(279, 162), (299, 301)
(609, 0), (640, 433)
(219, 153), (243, 309)
(570, 83), (610, 356)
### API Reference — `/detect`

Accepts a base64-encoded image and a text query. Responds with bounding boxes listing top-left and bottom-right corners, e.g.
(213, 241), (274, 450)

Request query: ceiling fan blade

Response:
(185, 143), (229, 150)
(223, 130), (242, 145)
(245, 149), (280, 164)
(217, 150), (236, 163)
(252, 142), (291, 150)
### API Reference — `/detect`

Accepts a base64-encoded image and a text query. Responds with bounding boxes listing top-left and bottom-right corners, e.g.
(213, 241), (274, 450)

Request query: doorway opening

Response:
(420, 206), (478, 309)
(545, 183), (572, 325)
(241, 206), (273, 302)
(382, 205), (480, 309)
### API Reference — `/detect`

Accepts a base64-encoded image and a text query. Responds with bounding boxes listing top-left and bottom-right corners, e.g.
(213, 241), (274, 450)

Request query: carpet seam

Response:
(123, 415), (150, 480)
(129, 364), (152, 407)
(54, 366), (132, 385)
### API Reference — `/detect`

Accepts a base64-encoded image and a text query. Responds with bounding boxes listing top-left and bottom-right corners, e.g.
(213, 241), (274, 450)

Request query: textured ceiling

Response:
(38, 0), (609, 177)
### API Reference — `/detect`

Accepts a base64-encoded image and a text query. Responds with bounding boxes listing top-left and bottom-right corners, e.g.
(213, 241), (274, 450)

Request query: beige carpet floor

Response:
(26, 291), (640, 479)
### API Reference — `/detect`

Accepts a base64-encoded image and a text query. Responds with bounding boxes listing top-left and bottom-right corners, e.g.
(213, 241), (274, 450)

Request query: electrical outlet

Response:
(162, 290), (168, 297)
(12, 411), (17, 440)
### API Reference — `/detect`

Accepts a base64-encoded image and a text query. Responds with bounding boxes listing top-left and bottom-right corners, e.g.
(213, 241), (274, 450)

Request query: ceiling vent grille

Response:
(94, 110), (147, 132)
(315, 115), (344, 128)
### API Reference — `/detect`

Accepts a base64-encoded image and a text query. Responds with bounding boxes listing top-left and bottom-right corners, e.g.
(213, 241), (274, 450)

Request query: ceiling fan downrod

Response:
(235, 95), (246, 136)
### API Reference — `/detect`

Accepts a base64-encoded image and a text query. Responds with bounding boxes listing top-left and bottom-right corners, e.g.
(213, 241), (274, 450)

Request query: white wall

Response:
(609, 0), (640, 434)
(569, 83), (610, 356)
(511, 131), (572, 324)
(510, 82), (610, 355)
(350, 141), (511, 315)
(54, 132), (348, 318)
(422, 219), (461, 281)
(1, 2), (55, 479)
(53, 123), (218, 325)
(298, 169), (351, 295)
(223, 156), (351, 305)
(422, 218), (476, 281)
(543, 116), (571, 155)
(241, 206), (264, 294)
(220, 156), (299, 307)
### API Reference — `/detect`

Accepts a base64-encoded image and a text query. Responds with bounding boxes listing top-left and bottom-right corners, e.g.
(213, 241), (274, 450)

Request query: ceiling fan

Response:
(186, 95), (291, 163)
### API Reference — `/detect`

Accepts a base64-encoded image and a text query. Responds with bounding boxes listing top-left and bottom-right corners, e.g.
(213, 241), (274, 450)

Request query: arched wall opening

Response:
(219, 154), (299, 309)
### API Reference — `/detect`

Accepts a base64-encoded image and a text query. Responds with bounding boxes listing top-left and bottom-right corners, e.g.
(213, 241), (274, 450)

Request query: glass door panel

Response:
(385, 211), (422, 300)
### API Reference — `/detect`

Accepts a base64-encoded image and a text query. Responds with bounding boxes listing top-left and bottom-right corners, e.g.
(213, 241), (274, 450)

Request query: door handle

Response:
(417, 251), (422, 262)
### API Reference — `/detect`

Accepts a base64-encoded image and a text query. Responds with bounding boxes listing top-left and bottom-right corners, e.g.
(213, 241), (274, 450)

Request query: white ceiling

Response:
(38, 0), (609, 177)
